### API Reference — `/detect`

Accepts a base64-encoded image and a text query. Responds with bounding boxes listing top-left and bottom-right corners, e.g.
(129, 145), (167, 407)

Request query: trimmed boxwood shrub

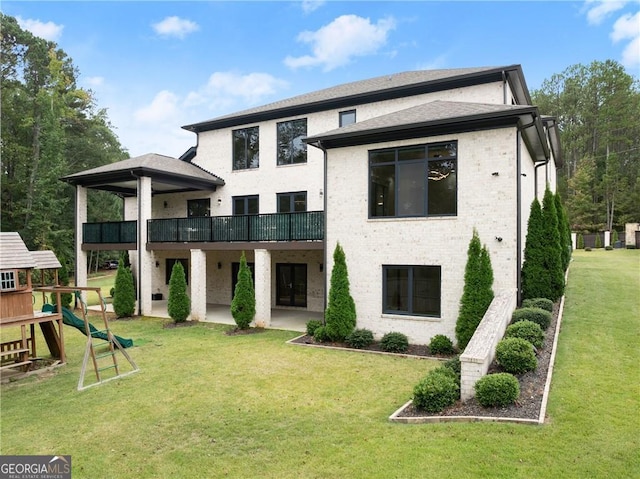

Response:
(496, 337), (537, 374)
(306, 320), (323, 336)
(475, 373), (520, 407)
(505, 320), (544, 349)
(429, 334), (455, 355)
(380, 332), (409, 353)
(443, 356), (461, 385)
(413, 369), (459, 413)
(521, 297), (553, 312)
(345, 329), (374, 349)
(313, 326), (329, 342)
(512, 307), (552, 331)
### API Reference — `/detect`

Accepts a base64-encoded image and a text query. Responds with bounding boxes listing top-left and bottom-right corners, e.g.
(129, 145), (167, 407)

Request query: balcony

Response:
(81, 212), (324, 246)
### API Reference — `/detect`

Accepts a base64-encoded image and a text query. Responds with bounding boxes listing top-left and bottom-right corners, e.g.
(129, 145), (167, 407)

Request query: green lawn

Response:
(33, 271), (117, 310)
(1, 250), (638, 478)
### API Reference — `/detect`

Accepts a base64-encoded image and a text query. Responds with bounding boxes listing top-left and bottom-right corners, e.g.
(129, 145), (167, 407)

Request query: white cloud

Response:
(16, 16), (64, 42)
(284, 14), (396, 71)
(610, 10), (640, 68)
(185, 71), (289, 110)
(152, 16), (199, 39)
(134, 90), (180, 123)
(84, 76), (105, 88)
(301, 1), (325, 14)
(584, 0), (628, 25)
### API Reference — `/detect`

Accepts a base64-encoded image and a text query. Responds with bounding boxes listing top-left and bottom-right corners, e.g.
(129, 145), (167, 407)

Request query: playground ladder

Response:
(77, 291), (138, 391)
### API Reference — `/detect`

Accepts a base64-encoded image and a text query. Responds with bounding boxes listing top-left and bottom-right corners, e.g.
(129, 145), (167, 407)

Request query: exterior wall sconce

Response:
(155, 261), (160, 267)
(163, 201), (168, 208)
(495, 236), (503, 242)
(521, 173), (527, 177)
(319, 263), (323, 272)
(217, 262), (222, 269)
(492, 172), (499, 176)
(217, 198), (222, 205)
(319, 189), (323, 197)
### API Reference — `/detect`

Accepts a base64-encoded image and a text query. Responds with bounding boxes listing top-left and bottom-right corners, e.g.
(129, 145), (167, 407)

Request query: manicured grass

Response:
(1, 250), (638, 478)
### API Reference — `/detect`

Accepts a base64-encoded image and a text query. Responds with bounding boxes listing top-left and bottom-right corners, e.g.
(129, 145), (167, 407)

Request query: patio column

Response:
(190, 249), (207, 321)
(254, 249), (271, 328)
(75, 185), (88, 307)
(137, 176), (153, 316)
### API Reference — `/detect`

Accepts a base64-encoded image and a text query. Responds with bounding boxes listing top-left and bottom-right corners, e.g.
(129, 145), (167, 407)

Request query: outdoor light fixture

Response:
(155, 261), (160, 267)
(495, 236), (503, 242)
(217, 262), (222, 269)
(319, 263), (323, 272)
(492, 171), (499, 176)
(163, 201), (168, 208)
(217, 198), (222, 205)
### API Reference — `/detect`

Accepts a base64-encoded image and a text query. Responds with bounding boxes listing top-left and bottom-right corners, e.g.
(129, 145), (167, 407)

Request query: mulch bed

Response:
(290, 301), (561, 422)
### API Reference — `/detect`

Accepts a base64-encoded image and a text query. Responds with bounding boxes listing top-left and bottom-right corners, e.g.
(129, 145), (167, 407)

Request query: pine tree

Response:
(577, 233), (584, 249)
(325, 243), (356, 341)
(542, 187), (565, 301)
(521, 199), (549, 300)
(554, 192), (572, 271)
(455, 229), (494, 350)
(168, 261), (190, 323)
(231, 252), (255, 329)
(112, 261), (135, 318)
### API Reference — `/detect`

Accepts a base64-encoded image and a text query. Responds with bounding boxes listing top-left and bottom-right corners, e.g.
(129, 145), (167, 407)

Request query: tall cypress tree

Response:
(325, 243), (356, 341)
(113, 261), (135, 318)
(168, 261), (190, 323)
(521, 198), (548, 300)
(542, 187), (565, 301)
(231, 251), (255, 329)
(554, 192), (572, 271)
(455, 229), (494, 350)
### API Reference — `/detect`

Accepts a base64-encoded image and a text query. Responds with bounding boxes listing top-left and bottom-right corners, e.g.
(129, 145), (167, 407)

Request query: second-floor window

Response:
(233, 126), (259, 170)
(277, 192), (307, 213)
(277, 118), (307, 165)
(339, 110), (356, 127)
(233, 195), (259, 215)
(369, 142), (457, 218)
(187, 199), (210, 217)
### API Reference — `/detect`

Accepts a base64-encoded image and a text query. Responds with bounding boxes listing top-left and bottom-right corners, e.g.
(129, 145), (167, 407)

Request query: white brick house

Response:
(63, 65), (560, 342)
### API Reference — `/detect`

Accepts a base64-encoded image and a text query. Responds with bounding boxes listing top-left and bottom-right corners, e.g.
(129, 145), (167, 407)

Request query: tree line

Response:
(2, 12), (638, 271)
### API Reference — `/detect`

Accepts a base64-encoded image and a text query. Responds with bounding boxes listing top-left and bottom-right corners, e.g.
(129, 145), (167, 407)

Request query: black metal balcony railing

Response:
(82, 212), (324, 244)
(83, 221), (137, 244)
(148, 211), (324, 243)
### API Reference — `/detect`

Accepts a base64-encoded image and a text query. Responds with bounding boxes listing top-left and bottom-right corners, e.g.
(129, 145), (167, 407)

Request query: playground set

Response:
(0, 232), (138, 390)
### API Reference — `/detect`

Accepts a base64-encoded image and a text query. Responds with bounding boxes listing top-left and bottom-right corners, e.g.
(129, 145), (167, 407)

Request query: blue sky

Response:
(3, 1), (639, 159)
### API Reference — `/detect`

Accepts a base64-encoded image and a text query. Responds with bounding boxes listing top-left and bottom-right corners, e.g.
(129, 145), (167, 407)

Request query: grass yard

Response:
(32, 271), (117, 311)
(1, 249), (638, 478)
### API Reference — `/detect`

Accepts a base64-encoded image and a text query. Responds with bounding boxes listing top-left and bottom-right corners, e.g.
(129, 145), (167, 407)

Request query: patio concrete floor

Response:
(92, 301), (319, 332)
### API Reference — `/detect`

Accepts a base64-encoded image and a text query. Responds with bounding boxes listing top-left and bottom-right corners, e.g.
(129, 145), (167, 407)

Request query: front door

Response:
(276, 263), (307, 307)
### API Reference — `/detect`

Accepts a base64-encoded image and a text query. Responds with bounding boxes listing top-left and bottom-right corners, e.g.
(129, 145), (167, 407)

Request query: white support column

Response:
(254, 249), (271, 328)
(190, 249), (207, 321)
(137, 176), (153, 316)
(571, 232), (577, 250)
(75, 185), (88, 307)
(604, 230), (611, 248)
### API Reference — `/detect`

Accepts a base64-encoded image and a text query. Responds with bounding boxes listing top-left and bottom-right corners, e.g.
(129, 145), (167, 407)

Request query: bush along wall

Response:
(231, 251), (255, 329)
(113, 261), (135, 318)
(168, 260), (190, 323)
(455, 229), (494, 350)
(324, 243), (356, 341)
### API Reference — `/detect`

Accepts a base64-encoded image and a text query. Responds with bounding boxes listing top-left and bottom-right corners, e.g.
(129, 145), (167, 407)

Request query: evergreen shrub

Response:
(577, 233), (585, 249)
(380, 332), (409, 353)
(313, 326), (329, 342)
(512, 307), (552, 330)
(231, 252), (255, 329)
(595, 233), (603, 248)
(428, 334), (455, 355)
(522, 297), (553, 312)
(443, 356), (461, 384)
(413, 369), (459, 413)
(605, 245), (613, 251)
(168, 261), (190, 323)
(474, 373), (520, 407)
(496, 337), (537, 374)
(324, 243), (356, 341)
(306, 320), (323, 336)
(112, 262), (135, 318)
(505, 320), (544, 349)
(345, 329), (374, 349)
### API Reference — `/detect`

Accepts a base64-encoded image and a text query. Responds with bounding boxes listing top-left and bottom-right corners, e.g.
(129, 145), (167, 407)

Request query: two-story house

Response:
(63, 64), (560, 343)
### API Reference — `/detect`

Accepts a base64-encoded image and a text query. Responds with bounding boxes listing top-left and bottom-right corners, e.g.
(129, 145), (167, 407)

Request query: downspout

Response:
(516, 130), (522, 306)
(502, 70), (508, 105)
(312, 139), (329, 315)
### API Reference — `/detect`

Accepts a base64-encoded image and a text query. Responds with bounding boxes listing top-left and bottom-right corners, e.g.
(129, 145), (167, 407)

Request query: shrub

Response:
(511, 307), (552, 331)
(612, 229), (619, 245)
(380, 332), (409, 353)
(109, 287), (115, 298)
(626, 245), (636, 249)
(168, 260), (190, 323)
(595, 233), (603, 248)
(413, 369), (459, 413)
(577, 233), (584, 249)
(443, 356), (461, 384)
(455, 229), (494, 350)
(496, 337), (537, 374)
(306, 320), (323, 336)
(112, 262), (135, 318)
(585, 247), (592, 251)
(324, 243), (356, 341)
(605, 245), (613, 251)
(231, 252), (255, 329)
(475, 373), (520, 407)
(505, 320), (544, 349)
(345, 329), (374, 349)
(521, 297), (553, 312)
(429, 334), (455, 355)
(313, 326), (329, 342)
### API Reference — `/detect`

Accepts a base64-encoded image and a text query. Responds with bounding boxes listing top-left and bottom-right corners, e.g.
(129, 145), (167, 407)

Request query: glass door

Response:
(276, 264), (307, 307)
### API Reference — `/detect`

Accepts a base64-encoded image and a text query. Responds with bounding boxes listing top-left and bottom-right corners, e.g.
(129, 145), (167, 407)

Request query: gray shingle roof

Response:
(0, 232), (36, 270)
(31, 251), (62, 270)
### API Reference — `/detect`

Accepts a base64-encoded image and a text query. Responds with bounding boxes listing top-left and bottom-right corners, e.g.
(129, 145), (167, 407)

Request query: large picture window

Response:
(233, 126), (259, 170)
(369, 142), (457, 218)
(383, 265), (441, 317)
(277, 119), (307, 165)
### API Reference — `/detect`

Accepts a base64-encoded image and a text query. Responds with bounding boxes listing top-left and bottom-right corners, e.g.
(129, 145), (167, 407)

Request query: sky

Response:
(2, 1), (639, 159)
